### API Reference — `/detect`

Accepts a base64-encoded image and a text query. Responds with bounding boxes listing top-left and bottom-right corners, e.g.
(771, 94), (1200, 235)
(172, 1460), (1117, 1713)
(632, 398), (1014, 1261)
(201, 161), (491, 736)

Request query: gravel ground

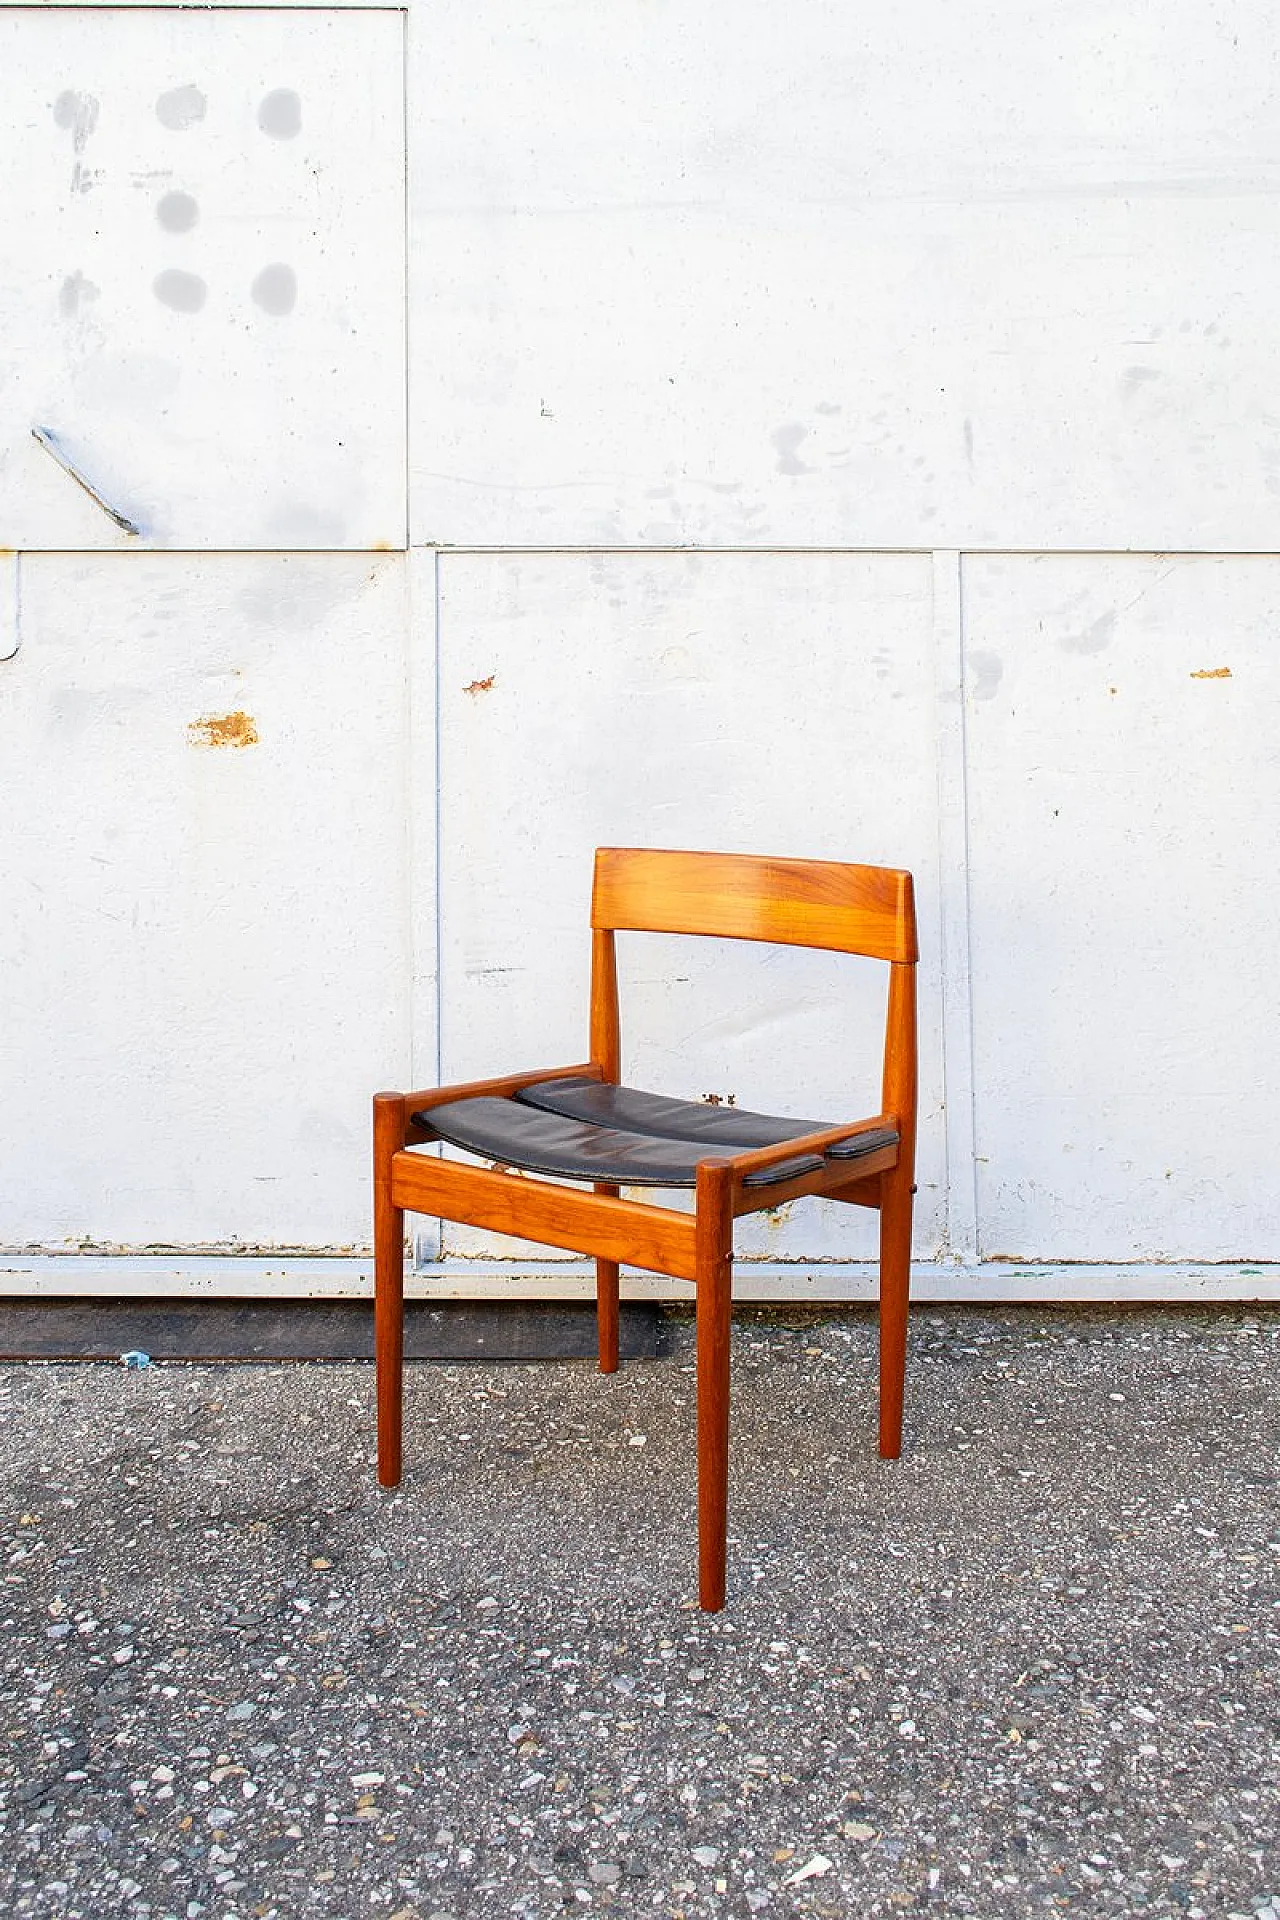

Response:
(0, 1303), (1277, 1920)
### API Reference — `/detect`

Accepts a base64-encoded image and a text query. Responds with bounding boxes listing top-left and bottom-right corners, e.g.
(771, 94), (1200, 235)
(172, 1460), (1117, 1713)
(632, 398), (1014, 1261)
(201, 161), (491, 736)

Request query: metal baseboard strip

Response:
(1, 1254), (1277, 1303)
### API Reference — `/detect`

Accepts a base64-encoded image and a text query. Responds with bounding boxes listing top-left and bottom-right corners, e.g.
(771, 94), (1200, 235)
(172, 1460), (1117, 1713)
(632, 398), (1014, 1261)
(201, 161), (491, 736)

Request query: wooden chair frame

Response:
(373, 848), (918, 1610)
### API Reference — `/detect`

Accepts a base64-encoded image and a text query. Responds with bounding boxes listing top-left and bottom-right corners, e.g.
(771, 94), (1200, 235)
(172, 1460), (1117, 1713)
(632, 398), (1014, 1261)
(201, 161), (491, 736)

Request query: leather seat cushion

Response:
(516, 1077), (898, 1162)
(411, 1080), (898, 1189)
(411, 1096), (825, 1189)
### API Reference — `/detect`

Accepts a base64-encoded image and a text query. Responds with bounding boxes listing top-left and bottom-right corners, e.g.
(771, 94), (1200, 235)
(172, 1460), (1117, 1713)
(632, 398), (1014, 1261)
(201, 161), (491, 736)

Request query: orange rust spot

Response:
(187, 709), (259, 749)
(464, 674), (496, 696)
(1190, 666), (1232, 680)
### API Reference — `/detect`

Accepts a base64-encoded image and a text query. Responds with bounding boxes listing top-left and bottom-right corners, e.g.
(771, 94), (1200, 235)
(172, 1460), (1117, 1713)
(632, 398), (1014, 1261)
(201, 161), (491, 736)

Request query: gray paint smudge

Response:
(156, 85), (207, 131)
(153, 269), (207, 314)
(53, 91), (99, 151)
(157, 190), (199, 233)
(1122, 365), (1161, 399)
(235, 563), (361, 629)
(968, 651), (1004, 700)
(258, 89), (302, 138)
(772, 423), (812, 475)
(1062, 610), (1116, 655)
(59, 270), (100, 317)
(251, 262), (297, 316)
(265, 503), (347, 547)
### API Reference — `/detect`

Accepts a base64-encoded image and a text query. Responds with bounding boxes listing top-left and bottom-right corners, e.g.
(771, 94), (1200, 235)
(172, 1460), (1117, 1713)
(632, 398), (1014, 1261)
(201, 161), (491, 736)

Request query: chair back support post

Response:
(589, 926), (621, 1082)
(881, 959), (918, 1156)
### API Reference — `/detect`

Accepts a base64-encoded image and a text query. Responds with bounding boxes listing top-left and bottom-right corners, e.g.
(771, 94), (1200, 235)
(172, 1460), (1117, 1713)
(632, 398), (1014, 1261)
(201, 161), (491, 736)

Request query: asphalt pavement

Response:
(1, 1303), (1276, 1920)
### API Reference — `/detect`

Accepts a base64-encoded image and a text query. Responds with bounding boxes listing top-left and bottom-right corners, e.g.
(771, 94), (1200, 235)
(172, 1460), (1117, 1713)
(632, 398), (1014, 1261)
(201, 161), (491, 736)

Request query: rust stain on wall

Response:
(1190, 666), (1232, 680)
(464, 674), (496, 695)
(187, 710), (260, 749)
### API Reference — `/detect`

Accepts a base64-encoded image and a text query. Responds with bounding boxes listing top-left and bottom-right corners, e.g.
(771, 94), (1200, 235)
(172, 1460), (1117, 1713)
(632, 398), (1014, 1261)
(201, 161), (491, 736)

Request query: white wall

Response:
(3, 2), (1278, 1294)
(964, 555), (1280, 1262)
(412, 0), (1280, 552)
(0, 8), (406, 550)
(1, 554), (411, 1248)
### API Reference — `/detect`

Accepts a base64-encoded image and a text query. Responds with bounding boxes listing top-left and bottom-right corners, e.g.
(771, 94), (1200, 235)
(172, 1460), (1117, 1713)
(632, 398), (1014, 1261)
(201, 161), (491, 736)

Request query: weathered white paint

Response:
(431, 551), (945, 1262)
(411, 0), (1280, 553)
(964, 555), (1280, 1261)
(0, 8), (406, 549)
(3, 3), (1279, 1295)
(0, 552), (412, 1248)
(406, 546), (442, 1264)
(6, 0), (388, 7)
(0, 552), (18, 662)
(931, 551), (979, 1262)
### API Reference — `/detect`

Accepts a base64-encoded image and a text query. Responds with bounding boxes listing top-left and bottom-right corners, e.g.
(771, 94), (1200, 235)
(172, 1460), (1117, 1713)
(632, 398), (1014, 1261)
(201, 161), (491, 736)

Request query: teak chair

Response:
(374, 847), (918, 1611)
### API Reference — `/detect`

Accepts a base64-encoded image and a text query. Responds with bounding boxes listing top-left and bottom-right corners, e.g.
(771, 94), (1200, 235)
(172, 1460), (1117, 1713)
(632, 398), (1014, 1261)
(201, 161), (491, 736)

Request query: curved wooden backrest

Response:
(591, 848), (917, 963)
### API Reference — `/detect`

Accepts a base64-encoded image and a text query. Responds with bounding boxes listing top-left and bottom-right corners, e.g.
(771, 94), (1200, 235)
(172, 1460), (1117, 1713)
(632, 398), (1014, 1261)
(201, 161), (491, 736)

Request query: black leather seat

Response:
(412, 1077), (899, 1190)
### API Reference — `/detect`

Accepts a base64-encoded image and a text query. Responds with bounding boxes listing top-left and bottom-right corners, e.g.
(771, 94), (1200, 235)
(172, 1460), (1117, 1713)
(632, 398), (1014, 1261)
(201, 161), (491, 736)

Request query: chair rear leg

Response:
(877, 1168), (914, 1459)
(595, 1259), (620, 1372)
(695, 1161), (734, 1611)
(593, 1184), (620, 1373)
(373, 1094), (406, 1487)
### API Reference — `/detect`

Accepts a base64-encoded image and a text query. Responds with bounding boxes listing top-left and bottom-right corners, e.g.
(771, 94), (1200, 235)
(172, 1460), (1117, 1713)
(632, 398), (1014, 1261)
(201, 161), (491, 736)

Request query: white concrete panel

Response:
(964, 554), (1280, 1260)
(411, 0), (1280, 551)
(432, 551), (943, 1262)
(0, 552), (412, 1248)
(0, 8), (405, 550)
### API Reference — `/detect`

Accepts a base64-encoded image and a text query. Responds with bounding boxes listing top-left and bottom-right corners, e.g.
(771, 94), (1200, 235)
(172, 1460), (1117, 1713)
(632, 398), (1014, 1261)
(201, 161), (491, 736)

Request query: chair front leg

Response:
(877, 1164), (914, 1459)
(694, 1159), (735, 1612)
(373, 1094), (407, 1487)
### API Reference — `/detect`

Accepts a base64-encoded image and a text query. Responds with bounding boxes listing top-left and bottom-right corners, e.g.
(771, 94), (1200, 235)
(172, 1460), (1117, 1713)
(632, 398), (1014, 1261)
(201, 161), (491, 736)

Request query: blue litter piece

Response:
(120, 1349), (151, 1370)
